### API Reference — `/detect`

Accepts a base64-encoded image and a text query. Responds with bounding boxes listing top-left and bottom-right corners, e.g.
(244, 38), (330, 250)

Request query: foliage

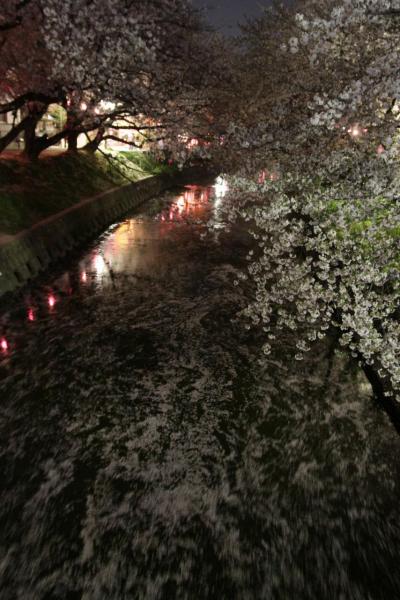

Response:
(118, 151), (179, 177)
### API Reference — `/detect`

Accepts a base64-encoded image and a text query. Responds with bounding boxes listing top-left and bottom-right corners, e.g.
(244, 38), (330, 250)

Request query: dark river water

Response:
(1, 181), (400, 599)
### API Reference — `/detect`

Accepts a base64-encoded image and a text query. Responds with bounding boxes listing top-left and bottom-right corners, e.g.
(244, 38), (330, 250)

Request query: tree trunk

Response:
(0, 115), (29, 154)
(362, 362), (400, 435)
(67, 130), (79, 152)
(84, 126), (105, 153)
(65, 110), (80, 153)
(22, 111), (45, 160)
(34, 129), (69, 158)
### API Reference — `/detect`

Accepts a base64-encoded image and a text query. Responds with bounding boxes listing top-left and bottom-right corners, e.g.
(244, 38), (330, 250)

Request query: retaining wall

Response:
(0, 174), (172, 297)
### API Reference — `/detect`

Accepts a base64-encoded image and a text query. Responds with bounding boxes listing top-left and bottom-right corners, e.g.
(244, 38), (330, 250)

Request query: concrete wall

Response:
(0, 175), (171, 297)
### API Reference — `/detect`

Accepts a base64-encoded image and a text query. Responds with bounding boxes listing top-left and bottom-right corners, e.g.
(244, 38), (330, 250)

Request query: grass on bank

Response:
(0, 150), (177, 235)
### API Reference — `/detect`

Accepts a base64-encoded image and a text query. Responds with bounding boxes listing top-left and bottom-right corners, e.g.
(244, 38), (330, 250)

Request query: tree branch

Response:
(0, 92), (57, 115)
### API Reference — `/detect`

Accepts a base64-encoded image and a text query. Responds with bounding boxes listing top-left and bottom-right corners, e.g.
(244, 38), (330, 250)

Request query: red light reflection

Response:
(160, 186), (211, 223)
(48, 294), (56, 308)
(1, 338), (8, 352)
(81, 271), (87, 283)
(28, 308), (35, 322)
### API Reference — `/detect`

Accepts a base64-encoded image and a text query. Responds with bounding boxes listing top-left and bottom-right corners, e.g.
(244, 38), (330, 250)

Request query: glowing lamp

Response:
(93, 254), (106, 276)
(48, 294), (56, 308)
(214, 176), (229, 199)
(349, 125), (361, 138)
(1, 338), (8, 351)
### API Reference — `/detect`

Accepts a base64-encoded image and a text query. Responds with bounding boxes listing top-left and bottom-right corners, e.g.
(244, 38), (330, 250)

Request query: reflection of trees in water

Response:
(166, 185), (212, 221)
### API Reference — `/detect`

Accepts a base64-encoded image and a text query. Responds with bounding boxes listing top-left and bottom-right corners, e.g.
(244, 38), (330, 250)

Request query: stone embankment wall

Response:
(0, 175), (171, 297)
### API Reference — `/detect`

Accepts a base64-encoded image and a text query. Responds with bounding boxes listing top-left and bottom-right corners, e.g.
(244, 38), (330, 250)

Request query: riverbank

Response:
(0, 151), (177, 235)
(0, 152), (184, 297)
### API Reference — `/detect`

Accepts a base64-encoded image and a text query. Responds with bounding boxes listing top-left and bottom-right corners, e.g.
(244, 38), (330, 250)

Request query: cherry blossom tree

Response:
(214, 0), (400, 404)
(0, 0), (60, 155)
(0, 0), (217, 159)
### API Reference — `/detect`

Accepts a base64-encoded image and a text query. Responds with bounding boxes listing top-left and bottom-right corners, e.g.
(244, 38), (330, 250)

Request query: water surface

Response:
(1, 182), (400, 599)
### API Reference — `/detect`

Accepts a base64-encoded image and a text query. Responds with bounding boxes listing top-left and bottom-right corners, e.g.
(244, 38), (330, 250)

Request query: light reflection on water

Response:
(1, 179), (400, 599)
(72, 183), (218, 289)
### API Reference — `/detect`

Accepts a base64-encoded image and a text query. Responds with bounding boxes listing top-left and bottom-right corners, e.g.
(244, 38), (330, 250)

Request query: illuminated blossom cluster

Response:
(214, 0), (400, 399)
(295, 0), (400, 141)
(41, 0), (190, 95)
(215, 156), (400, 398)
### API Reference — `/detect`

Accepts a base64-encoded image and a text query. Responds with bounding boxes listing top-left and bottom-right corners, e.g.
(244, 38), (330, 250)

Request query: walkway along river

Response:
(1, 181), (400, 599)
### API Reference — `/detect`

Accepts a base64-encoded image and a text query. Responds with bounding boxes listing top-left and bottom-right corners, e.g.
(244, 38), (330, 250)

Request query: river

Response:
(1, 180), (400, 599)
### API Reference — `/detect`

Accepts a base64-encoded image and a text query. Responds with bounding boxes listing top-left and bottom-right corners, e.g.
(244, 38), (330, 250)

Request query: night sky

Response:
(192, 0), (265, 35)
